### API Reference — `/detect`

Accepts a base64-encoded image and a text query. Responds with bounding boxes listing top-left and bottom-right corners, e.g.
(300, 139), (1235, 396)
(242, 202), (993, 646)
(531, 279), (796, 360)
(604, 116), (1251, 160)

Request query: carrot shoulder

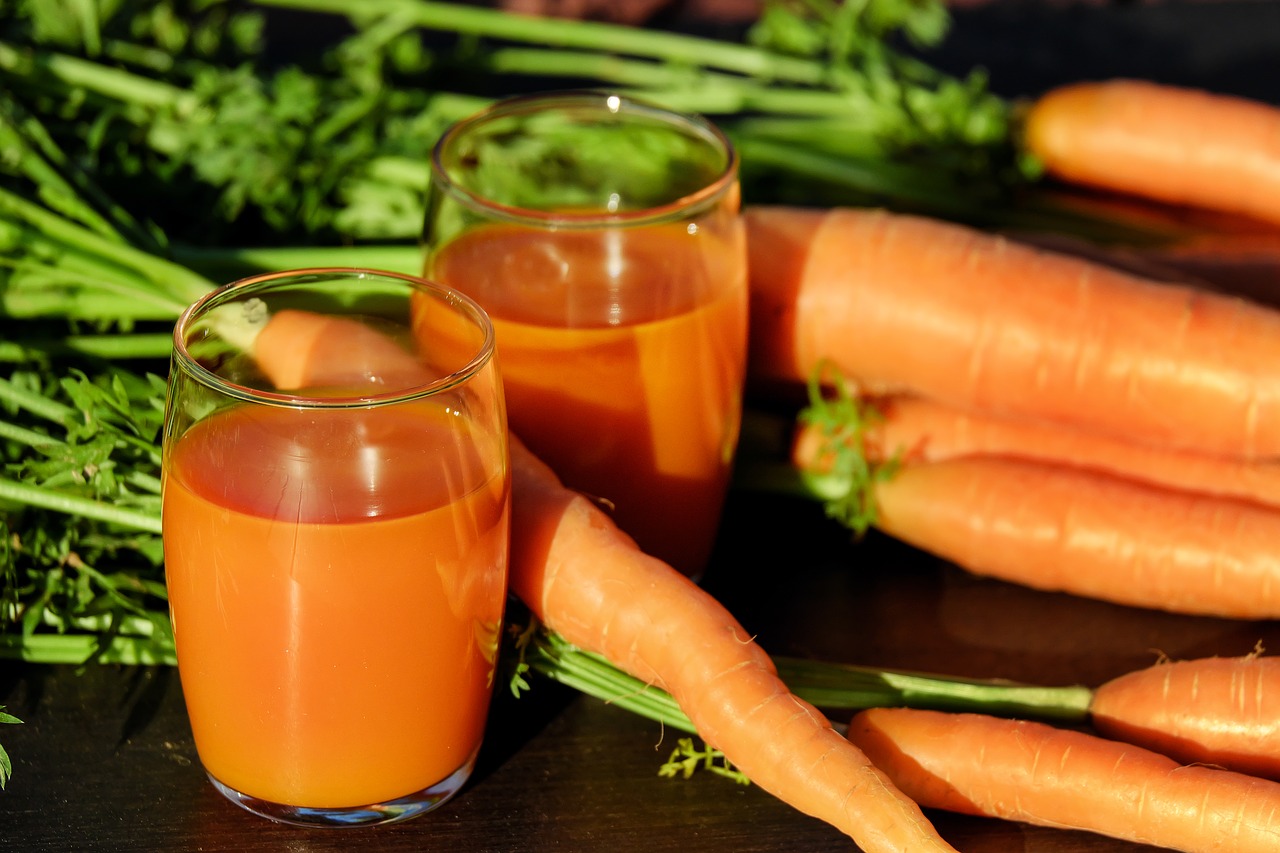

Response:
(1023, 79), (1280, 227)
(791, 392), (1280, 510)
(1091, 653), (1280, 781)
(508, 436), (959, 853)
(869, 455), (1280, 619)
(745, 204), (1280, 459)
(847, 706), (1280, 853)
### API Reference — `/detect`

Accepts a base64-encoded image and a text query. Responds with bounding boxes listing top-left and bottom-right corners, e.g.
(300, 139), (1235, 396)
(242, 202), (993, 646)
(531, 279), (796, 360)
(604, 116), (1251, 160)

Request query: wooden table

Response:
(5, 2), (1280, 850)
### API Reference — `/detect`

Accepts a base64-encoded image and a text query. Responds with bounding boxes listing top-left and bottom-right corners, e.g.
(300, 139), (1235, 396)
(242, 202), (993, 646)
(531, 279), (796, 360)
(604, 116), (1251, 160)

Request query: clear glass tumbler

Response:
(162, 268), (509, 827)
(423, 91), (747, 578)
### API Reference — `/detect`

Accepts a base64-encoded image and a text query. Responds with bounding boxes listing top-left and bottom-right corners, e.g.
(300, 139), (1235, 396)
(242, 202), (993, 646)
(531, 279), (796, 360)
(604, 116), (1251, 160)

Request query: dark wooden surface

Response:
(5, 2), (1280, 850)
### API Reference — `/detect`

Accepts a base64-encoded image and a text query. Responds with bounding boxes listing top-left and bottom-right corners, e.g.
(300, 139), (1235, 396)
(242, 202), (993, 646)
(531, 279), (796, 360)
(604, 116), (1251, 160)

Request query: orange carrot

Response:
(745, 204), (1280, 459)
(864, 455), (1280, 619)
(1091, 652), (1280, 781)
(1023, 79), (1280, 227)
(250, 308), (428, 391)
(239, 305), (960, 852)
(507, 437), (959, 852)
(249, 307), (435, 389)
(847, 706), (1280, 853)
(791, 392), (1280, 510)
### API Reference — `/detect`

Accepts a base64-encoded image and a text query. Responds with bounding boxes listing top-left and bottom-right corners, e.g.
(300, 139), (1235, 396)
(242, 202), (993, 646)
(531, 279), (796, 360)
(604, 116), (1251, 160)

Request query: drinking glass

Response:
(423, 91), (747, 578)
(161, 268), (509, 827)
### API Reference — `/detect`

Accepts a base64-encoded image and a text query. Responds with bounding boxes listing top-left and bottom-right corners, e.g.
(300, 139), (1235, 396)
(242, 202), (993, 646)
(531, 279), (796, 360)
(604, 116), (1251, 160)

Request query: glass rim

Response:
(171, 267), (497, 410)
(429, 89), (740, 229)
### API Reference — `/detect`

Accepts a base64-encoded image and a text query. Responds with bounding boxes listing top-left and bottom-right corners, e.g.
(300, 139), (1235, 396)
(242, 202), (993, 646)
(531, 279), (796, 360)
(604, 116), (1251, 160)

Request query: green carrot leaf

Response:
(0, 704), (21, 791)
(658, 737), (750, 785)
(797, 362), (899, 536)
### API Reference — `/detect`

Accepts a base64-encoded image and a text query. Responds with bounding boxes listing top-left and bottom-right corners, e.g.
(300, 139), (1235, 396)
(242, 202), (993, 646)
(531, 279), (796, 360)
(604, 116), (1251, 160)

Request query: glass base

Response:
(207, 751), (477, 828)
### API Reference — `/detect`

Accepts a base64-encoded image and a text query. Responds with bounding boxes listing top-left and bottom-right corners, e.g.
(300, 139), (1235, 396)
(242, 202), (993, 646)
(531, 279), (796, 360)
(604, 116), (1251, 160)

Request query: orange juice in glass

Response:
(161, 268), (509, 827)
(423, 92), (747, 578)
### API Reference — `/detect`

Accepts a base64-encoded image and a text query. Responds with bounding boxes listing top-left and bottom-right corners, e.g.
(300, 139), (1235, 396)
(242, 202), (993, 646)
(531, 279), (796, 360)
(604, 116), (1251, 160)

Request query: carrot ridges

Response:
(1091, 653), (1280, 780)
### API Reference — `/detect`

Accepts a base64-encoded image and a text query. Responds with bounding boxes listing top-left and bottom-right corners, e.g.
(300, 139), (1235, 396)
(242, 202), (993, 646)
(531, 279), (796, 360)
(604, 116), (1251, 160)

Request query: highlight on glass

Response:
(161, 268), (510, 827)
(423, 91), (748, 579)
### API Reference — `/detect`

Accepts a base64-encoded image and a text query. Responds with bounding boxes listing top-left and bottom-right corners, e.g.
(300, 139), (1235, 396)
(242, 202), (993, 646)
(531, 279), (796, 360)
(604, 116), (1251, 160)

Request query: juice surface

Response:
(428, 221), (747, 576)
(162, 401), (509, 808)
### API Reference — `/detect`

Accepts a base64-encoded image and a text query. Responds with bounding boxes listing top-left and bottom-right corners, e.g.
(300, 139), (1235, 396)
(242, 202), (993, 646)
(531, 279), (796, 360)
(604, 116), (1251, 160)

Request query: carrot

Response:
(1090, 652), (1280, 781)
(237, 304), (960, 852)
(1023, 79), (1280, 227)
(507, 436), (960, 852)
(791, 392), (1280, 510)
(745, 204), (1280, 459)
(864, 454), (1280, 619)
(846, 706), (1280, 853)
(249, 307), (428, 391)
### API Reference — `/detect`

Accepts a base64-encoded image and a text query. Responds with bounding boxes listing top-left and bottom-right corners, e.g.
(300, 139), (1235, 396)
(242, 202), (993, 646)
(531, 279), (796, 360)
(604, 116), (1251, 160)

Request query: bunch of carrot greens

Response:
(1, 0), (1148, 254)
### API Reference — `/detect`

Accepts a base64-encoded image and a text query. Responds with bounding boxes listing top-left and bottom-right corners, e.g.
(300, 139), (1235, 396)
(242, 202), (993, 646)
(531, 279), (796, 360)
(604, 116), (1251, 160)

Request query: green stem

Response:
(0, 40), (197, 114)
(172, 242), (424, 278)
(0, 93), (162, 250)
(0, 632), (176, 665)
(0, 375), (75, 424)
(0, 478), (163, 535)
(0, 187), (214, 306)
(775, 656), (1093, 722)
(362, 155), (432, 193)
(0, 420), (59, 450)
(527, 632), (696, 733)
(526, 630), (1095, 737)
(259, 0), (829, 86)
(0, 333), (175, 362)
(484, 46), (870, 117)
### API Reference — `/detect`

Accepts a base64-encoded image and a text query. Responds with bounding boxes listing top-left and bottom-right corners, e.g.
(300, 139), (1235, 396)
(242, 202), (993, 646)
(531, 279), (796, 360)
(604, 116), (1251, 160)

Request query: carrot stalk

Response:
(524, 627), (1096, 731)
(1023, 79), (1280, 228)
(745, 203), (1280, 459)
(847, 706), (1280, 853)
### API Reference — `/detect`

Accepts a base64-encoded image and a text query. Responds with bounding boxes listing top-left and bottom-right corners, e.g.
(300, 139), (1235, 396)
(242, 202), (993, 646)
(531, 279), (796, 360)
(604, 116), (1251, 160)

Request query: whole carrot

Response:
(790, 392), (1280, 509)
(745, 204), (1280, 459)
(508, 437), (959, 853)
(1023, 79), (1280, 227)
(868, 455), (1280, 619)
(236, 304), (961, 852)
(847, 706), (1280, 853)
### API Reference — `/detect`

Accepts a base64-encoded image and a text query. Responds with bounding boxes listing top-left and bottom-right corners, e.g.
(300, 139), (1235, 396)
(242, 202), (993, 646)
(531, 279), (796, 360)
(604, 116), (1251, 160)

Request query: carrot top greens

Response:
(795, 363), (901, 535)
(0, 0), (1107, 254)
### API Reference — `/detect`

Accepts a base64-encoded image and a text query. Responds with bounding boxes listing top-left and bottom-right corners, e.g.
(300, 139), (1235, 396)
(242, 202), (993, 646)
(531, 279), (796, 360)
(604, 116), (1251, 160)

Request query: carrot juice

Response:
(427, 220), (747, 576)
(162, 400), (509, 810)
